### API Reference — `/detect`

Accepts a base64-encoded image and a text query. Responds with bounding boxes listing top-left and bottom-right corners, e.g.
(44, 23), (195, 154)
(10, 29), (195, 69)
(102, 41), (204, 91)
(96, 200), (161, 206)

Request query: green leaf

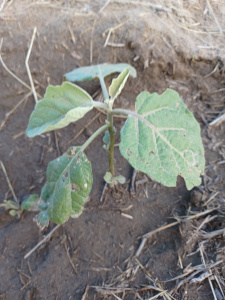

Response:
(119, 89), (205, 190)
(109, 67), (130, 102)
(21, 194), (39, 211)
(64, 63), (136, 82)
(37, 210), (50, 229)
(104, 172), (126, 185)
(26, 82), (93, 138)
(37, 199), (48, 211)
(41, 146), (93, 224)
(9, 210), (20, 217)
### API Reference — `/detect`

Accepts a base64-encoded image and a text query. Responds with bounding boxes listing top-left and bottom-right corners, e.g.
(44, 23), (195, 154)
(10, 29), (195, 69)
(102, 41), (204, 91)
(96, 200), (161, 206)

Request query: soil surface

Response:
(0, 1), (225, 300)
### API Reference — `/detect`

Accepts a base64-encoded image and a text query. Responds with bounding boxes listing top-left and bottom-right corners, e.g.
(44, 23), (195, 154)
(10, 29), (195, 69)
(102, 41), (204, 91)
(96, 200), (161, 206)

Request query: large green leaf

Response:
(119, 89), (205, 190)
(26, 82), (93, 137)
(109, 67), (130, 102)
(40, 146), (93, 224)
(64, 63), (136, 82)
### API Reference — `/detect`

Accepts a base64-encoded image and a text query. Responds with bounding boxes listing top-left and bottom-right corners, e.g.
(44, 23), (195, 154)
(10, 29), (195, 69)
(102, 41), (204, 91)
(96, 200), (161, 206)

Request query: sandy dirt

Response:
(0, 1), (225, 299)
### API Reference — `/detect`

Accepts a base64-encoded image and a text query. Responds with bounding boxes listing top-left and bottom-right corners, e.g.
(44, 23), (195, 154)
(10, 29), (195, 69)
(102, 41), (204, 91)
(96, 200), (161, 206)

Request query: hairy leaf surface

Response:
(26, 82), (93, 137)
(119, 89), (205, 190)
(109, 67), (130, 101)
(64, 63), (136, 82)
(41, 147), (93, 224)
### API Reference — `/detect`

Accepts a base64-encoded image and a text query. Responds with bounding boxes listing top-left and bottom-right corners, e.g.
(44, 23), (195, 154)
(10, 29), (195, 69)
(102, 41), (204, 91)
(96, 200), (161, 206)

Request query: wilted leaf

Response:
(26, 82), (93, 137)
(64, 63), (136, 82)
(119, 89), (205, 190)
(0, 200), (20, 211)
(41, 146), (93, 224)
(109, 67), (130, 101)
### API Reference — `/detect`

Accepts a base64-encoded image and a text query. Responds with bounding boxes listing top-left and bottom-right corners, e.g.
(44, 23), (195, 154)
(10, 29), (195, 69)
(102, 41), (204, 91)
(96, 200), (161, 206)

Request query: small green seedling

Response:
(25, 63), (205, 228)
(0, 194), (39, 218)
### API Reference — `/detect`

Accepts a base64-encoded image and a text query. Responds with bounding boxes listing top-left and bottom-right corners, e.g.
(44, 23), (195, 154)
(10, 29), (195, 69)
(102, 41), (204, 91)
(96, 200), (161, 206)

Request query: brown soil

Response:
(0, 1), (225, 300)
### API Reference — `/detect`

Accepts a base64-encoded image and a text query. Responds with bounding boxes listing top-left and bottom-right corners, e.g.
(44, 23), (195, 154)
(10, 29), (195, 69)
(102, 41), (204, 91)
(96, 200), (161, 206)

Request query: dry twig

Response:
(0, 160), (18, 202)
(136, 209), (217, 258)
(0, 91), (33, 131)
(209, 114), (225, 127)
(24, 224), (61, 259)
(98, 0), (111, 13)
(81, 285), (89, 300)
(202, 228), (225, 239)
(199, 245), (217, 300)
(206, 0), (224, 36)
(25, 27), (38, 103)
(0, 38), (42, 98)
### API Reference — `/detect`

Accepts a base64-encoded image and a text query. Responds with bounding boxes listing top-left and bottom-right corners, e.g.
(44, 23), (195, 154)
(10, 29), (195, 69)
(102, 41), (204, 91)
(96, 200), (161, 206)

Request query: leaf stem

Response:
(98, 73), (109, 101)
(112, 108), (138, 118)
(97, 72), (116, 177)
(80, 123), (109, 153)
(92, 101), (108, 110)
(112, 108), (149, 125)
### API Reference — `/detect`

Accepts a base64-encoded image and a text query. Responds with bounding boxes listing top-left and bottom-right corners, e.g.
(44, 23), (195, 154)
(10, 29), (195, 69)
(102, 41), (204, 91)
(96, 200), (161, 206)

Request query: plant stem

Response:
(98, 74), (109, 101)
(98, 74), (116, 177)
(80, 124), (109, 153)
(108, 111), (116, 177)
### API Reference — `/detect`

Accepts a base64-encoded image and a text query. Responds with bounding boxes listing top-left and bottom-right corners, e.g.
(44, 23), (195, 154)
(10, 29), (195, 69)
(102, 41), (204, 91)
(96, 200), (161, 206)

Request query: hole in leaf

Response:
(71, 183), (79, 192)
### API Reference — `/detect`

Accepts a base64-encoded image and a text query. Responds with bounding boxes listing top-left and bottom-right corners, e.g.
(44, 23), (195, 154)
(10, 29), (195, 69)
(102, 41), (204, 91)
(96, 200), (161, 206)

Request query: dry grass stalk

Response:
(199, 245), (218, 300)
(24, 224), (61, 259)
(121, 213), (133, 220)
(99, 182), (108, 202)
(90, 18), (97, 64)
(107, 42), (125, 47)
(209, 113), (225, 126)
(185, 215), (217, 247)
(98, 0), (111, 14)
(203, 62), (220, 79)
(81, 285), (89, 300)
(136, 208), (217, 260)
(202, 227), (225, 239)
(113, 0), (172, 12)
(0, 160), (18, 202)
(0, 0), (7, 12)
(202, 191), (219, 207)
(206, 0), (224, 36)
(0, 38), (42, 98)
(165, 260), (223, 283)
(25, 27), (38, 103)
(0, 91), (33, 131)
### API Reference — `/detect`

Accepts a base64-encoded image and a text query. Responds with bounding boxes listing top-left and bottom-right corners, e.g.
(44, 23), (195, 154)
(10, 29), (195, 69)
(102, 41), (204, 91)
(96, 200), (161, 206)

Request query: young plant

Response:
(26, 63), (205, 228)
(0, 194), (39, 218)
